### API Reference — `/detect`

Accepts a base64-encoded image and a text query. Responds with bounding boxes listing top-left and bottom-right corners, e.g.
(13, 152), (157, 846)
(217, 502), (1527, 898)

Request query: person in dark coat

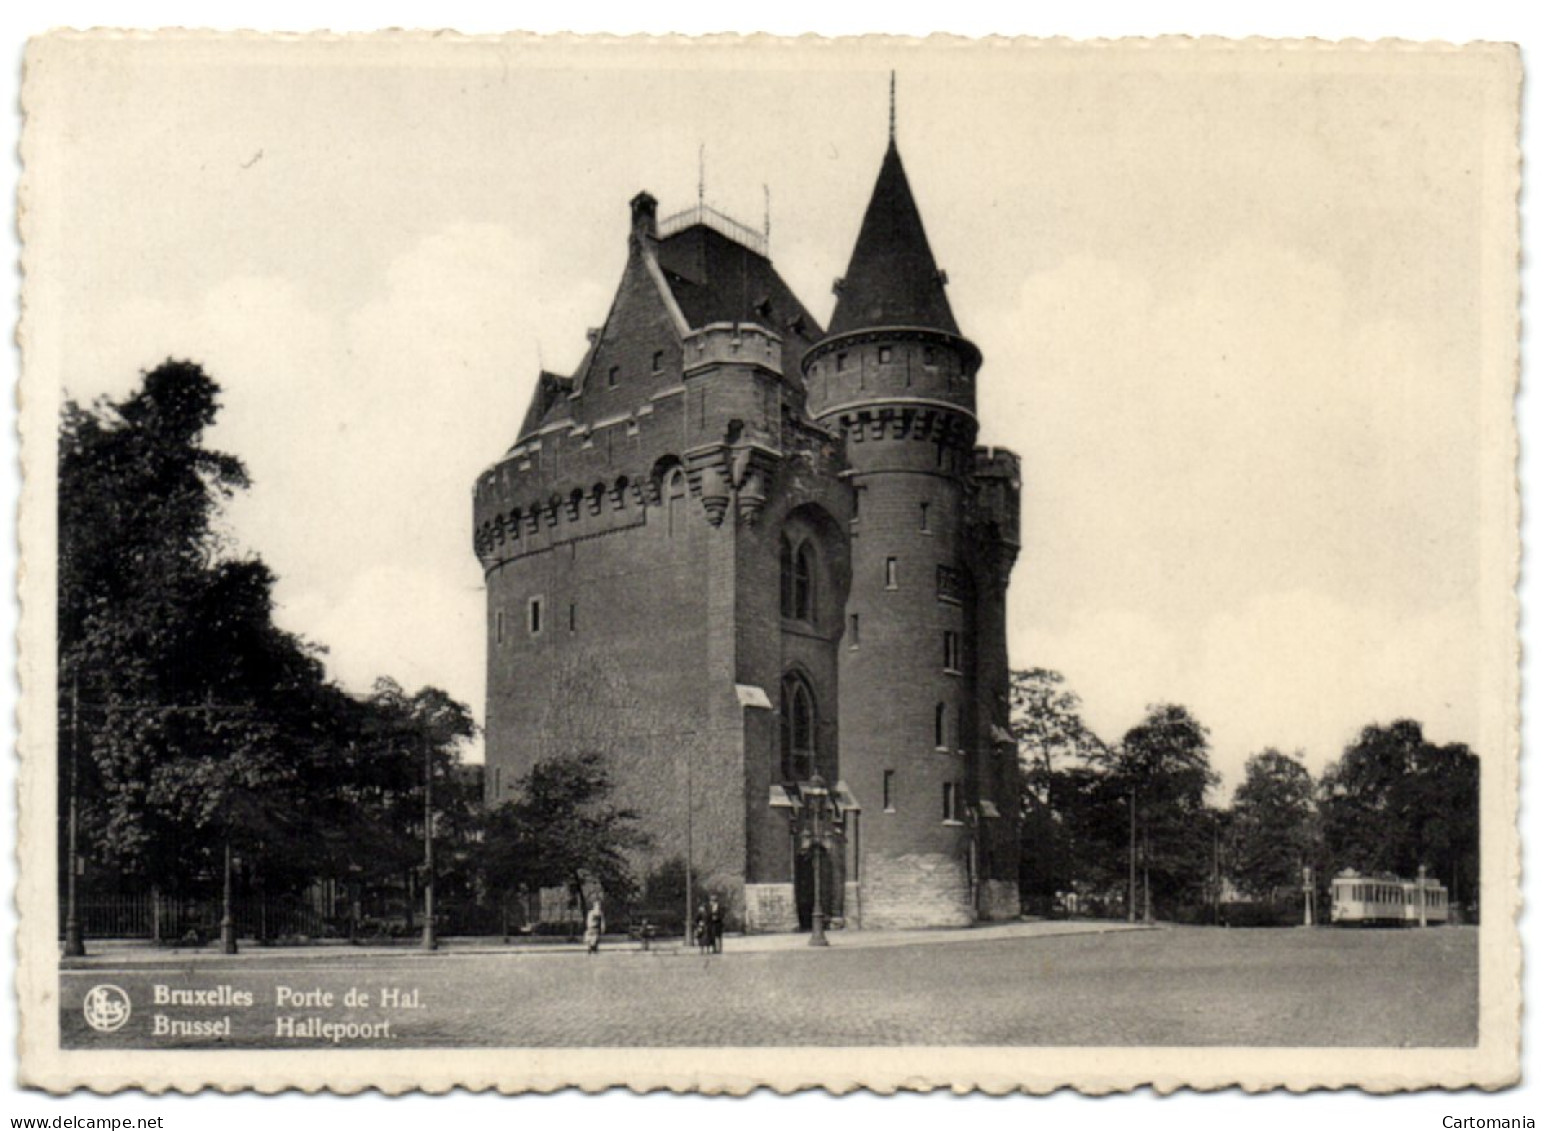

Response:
(708, 895), (725, 954)
(694, 902), (710, 955)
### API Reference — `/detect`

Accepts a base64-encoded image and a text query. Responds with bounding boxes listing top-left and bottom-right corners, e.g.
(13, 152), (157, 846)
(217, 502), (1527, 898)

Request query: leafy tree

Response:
(1102, 703), (1219, 918)
(1319, 720), (1479, 912)
(1011, 669), (1116, 911)
(479, 752), (647, 913)
(1010, 668), (1109, 791)
(58, 359), (481, 917)
(1228, 749), (1318, 901)
(59, 360), (315, 891)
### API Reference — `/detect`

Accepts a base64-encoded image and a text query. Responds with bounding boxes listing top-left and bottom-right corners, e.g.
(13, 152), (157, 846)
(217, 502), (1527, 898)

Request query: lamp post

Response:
(804, 773), (831, 947)
(62, 672), (85, 957)
(1127, 784), (1137, 924)
(1417, 863), (1428, 929)
(1302, 864), (1314, 927)
(220, 837), (238, 954)
(422, 733), (437, 952)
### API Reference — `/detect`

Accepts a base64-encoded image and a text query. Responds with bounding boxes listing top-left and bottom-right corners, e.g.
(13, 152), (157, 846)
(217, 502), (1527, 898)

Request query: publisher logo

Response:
(82, 984), (131, 1033)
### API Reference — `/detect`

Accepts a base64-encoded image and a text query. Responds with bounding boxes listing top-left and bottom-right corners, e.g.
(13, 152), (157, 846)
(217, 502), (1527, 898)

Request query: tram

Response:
(1329, 869), (1449, 926)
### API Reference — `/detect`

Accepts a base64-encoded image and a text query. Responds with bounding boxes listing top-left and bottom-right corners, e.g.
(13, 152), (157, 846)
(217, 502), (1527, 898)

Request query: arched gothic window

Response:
(780, 536), (816, 621)
(780, 672), (816, 782)
(665, 467), (687, 536)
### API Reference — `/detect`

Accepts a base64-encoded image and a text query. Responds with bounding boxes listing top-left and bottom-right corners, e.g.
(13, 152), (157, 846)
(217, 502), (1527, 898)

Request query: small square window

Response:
(608, 366), (620, 388)
(885, 557), (898, 589)
(651, 350), (664, 374)
(923, 347), (937, 367)
(836, 352), (849, 372)
(878, 346), (892, 363)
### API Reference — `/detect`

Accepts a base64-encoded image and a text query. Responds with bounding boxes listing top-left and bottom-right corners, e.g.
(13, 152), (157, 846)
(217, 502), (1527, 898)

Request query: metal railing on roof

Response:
(657, 203), (768, 257)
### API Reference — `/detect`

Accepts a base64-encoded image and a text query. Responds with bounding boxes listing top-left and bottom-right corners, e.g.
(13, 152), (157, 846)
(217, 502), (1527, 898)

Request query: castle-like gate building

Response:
(473, 122), (1023, 931)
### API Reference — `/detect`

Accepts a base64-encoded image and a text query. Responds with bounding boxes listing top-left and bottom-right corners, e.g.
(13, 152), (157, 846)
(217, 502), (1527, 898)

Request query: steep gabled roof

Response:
(827, 140), (959, 337)
(517, 370), (574, 441)
(656, 224), (823, 377)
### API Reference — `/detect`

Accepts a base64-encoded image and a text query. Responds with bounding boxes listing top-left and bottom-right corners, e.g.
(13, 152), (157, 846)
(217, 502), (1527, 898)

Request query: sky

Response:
(26, 34), (1517, 795)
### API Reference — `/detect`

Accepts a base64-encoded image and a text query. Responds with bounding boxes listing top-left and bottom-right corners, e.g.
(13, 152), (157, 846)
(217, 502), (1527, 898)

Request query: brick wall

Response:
(861, 852), (975, 929)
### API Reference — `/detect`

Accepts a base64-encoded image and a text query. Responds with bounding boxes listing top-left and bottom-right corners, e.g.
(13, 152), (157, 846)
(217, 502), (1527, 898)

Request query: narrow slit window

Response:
(848, 613), (860, 647)
(569, 603), (577, 632)
(942, 782), (958, 822)
(944, 630), (961, 673)
(496, 610), (505, 644)
(608, 365), (619, 388)
(919, 502), (930, 533)
(651, 350), (663, 374)
(934, 703), (947, 749)
(528, 597), (543, 635)
(885, 557), (898, 589)
(883, 770), (895, 812)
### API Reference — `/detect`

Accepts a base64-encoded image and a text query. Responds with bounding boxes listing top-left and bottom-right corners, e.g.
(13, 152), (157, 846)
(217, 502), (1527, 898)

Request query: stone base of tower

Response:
(982, 879), (1021, 922)
(743, 883), (799, 934)
(858, 854), (975, 930)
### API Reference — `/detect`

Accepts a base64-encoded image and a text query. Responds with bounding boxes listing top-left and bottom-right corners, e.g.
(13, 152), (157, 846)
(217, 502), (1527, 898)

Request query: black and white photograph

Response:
(12, 26), (1522, 1097)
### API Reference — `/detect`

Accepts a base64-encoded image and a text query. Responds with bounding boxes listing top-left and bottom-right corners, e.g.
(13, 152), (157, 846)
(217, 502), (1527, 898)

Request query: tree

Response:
(1319, 720), (1480, 913)
(479, 752), (647, 914)
(1103, 703), (1219, 918)
(1228, 749), (1318, 902)
(1010, 669), (1117, 912)
(1010, 668), (1109, 793)
(59, 360), (314, 890)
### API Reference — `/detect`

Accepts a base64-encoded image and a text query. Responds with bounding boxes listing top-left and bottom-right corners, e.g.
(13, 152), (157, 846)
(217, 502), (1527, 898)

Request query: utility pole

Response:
(684, 743), (695, 946)
(220, 836), (237, 954)
(1127, 784), (1137, 924)
(1211, 819), (1221, 926)
(62, 672), (84, 957)
(422, 732), (437, 951)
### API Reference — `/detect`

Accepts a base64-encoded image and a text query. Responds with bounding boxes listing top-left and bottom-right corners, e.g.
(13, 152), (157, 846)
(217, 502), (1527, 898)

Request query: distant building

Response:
(472, 112), (1023, 931)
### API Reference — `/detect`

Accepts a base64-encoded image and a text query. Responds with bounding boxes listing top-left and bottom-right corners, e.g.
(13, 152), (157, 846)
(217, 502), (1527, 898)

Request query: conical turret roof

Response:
(827, 140), (960, 337)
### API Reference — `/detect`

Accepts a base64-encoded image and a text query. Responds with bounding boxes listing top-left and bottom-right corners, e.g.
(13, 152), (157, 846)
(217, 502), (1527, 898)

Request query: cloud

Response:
(993, 238), (1488, 789)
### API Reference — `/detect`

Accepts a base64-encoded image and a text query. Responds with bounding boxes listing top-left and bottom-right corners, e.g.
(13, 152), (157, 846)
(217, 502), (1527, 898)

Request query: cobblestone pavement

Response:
(60, 925), (1477, 1049)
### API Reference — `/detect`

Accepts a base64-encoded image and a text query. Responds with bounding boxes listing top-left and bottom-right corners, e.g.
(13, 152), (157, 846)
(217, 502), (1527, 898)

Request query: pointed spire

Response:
(826, 134), (960, 337)
(889, 70), (896, 143)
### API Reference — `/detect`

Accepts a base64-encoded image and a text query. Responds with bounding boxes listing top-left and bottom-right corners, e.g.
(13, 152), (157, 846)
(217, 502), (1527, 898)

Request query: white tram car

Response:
(1329, 870), (1449, 926)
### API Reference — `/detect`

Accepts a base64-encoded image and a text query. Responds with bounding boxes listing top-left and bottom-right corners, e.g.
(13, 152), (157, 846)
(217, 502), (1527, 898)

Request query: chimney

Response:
(630, 191), (658, 241)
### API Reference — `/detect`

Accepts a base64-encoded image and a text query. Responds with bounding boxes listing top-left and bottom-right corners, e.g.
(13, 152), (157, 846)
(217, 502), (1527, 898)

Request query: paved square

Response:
(61, 925), (1478, 1048)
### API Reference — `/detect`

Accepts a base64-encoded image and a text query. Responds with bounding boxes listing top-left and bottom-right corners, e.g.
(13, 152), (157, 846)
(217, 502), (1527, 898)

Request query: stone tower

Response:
(473, 109), (1022, 932)
(801, 132), (1021, 927)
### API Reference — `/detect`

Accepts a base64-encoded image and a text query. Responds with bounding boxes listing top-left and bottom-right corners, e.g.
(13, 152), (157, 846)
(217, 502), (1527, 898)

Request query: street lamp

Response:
(802, 773), (833, 947)
(422, 733), (437, 952)
(63, 673), (85, 957)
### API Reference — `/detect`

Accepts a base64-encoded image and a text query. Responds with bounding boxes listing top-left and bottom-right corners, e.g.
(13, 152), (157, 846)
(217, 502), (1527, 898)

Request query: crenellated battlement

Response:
(682, 322), (784, 378)
(472, 377), (845, 570)
(968, 444), (1022, 553)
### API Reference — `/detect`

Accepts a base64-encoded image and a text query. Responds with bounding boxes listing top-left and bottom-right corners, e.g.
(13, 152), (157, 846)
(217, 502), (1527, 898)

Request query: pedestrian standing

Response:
(709, 895), (725, 955)
(584, 901), (605, 956)
(694, 901), (710, 955)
